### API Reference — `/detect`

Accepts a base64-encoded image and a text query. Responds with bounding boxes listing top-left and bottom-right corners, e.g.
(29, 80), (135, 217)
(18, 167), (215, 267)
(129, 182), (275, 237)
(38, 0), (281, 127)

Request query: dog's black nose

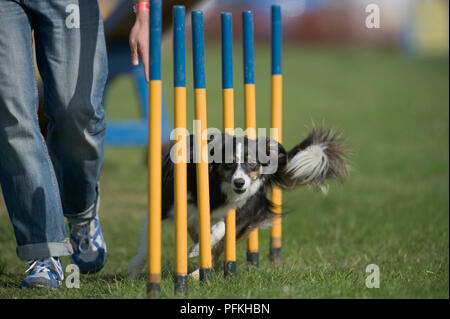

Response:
(233, 178), (245, 189)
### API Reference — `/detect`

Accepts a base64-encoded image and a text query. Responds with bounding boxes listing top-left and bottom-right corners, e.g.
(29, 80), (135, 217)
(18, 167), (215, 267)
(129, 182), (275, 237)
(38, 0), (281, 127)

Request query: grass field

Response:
(0, 45), (448, 298)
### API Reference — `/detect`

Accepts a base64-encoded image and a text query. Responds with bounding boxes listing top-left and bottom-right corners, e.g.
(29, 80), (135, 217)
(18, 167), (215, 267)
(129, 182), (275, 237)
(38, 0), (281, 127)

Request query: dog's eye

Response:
(247, 161), (259, 170)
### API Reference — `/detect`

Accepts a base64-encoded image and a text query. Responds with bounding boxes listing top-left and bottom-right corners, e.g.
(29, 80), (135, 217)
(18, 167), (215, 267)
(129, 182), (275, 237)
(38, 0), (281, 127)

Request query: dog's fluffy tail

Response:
(275, 128), (349, 193)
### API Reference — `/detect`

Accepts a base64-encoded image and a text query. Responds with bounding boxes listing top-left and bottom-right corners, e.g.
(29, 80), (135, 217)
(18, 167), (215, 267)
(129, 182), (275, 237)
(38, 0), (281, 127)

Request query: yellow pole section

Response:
(225, 210), (236, 261)
(148, 80), (162, 290)
(270, 76), (283, 142)
(174, 86), (188, 277)
(248, 231), (259, 253)
(223, 88), (236, 275)
(244, 84), (257, 140)
(194, 88), (213, 277)
(245, 83), (259, 257)
(270, 74), (283, 262)
(223, 89), (234, 135)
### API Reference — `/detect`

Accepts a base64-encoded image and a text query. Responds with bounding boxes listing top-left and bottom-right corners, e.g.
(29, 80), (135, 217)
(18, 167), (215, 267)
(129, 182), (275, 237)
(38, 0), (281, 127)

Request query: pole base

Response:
(147, 282), (161, 297)
(174, 274), (188, 295)
(200, 268), (212, 282)
(224, 261), (236, 277)
(270, 247), (281, 264)
(247, 252), (259, 267)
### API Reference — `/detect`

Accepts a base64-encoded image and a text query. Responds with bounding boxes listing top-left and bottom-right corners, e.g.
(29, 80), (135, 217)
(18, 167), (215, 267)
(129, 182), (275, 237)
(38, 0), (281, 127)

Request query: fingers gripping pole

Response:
(173, 5), (188, 294)
(221, 12), (236, 277)
(192, 10), (213, 282)
(270, 5), (283, 264)
(148, 0), (162, 296)
(243, 10), (259, 268)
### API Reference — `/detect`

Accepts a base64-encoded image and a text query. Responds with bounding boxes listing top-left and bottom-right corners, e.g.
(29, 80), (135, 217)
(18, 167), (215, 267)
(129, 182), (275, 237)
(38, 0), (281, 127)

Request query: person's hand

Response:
(129, 11), (150, 82)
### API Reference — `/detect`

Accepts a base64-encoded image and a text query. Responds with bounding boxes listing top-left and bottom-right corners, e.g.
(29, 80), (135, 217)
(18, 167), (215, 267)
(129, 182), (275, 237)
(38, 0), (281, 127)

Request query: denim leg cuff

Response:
(65, 201), (97, 225)
(17, 238), (73, 261)
(65, 187), (100, 225)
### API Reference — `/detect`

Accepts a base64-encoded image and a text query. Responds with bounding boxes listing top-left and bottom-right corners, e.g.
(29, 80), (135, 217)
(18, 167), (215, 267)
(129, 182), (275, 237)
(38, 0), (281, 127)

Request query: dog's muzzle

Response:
(233, 178), (246, 194)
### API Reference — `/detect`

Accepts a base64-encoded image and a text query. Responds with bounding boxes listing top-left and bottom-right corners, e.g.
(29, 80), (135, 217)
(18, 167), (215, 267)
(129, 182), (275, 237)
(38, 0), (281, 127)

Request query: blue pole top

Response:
(221, 12), (233, 89)
(173, 6), (186, 87)
(192, 11), (206, 89)
(150, 0), (162, 81)
(242, 10), (254, 84)
(271, 5), (282, 75)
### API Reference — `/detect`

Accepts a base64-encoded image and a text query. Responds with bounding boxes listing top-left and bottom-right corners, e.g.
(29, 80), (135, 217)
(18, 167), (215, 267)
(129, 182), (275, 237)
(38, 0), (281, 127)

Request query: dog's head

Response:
(208, 133), (287, 204)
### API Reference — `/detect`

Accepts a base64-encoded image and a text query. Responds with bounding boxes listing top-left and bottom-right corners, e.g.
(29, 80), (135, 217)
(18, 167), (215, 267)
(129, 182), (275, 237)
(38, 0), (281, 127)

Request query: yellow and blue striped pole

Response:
(173, 5), (188, 294)
(270, 5), (283, 264)
(147, 0), (162, 296)
(221, 12), (236, 277)
(192, 10), (213, 282)
(243, 10), (259, 268)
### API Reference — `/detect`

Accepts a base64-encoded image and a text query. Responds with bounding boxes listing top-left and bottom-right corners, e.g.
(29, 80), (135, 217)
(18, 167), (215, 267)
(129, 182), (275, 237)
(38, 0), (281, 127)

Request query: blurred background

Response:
(0, 0), (448, 298)
(97, 0), (449, 146)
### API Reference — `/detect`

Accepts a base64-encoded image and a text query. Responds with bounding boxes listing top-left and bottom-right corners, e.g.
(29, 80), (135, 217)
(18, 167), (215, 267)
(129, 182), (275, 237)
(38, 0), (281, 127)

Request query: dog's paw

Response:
(126, 264), (141, 279)
(127, 269), (139, 280)
(189, 268), (200, 280)
(126, 258), (145, 279)
(188, 243), (200, 258)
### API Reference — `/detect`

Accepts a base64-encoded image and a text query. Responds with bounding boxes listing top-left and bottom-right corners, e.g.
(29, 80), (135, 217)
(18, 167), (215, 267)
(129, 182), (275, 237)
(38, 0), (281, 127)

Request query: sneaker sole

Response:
(22, 278), (60, 289)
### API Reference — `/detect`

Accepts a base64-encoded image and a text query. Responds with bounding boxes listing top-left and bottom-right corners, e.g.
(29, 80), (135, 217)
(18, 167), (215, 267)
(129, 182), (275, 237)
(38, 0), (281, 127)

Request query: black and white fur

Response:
(127, 128), (349, 279)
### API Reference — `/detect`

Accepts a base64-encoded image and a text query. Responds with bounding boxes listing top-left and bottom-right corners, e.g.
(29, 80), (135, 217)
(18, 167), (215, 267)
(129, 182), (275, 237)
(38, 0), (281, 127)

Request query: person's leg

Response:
(0, 1), (72, 261)
(31, 0), (108, 273)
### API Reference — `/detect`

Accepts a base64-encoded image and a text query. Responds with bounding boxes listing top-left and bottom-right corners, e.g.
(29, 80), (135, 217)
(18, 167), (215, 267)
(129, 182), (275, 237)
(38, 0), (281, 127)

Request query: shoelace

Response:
(74, 223), (93, 254)
(25, 257), (63, 280)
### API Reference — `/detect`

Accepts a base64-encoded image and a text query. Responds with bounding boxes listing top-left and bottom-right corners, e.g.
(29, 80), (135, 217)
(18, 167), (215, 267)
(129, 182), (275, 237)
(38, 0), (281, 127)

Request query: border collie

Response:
(127, 128), (349, 279)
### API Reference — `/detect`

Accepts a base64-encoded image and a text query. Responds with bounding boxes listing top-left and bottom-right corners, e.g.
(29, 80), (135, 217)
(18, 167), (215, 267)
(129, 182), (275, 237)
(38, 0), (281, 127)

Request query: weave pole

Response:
(270, 5), (283, 264)
(221, 12), (237, 277)
(243, 10), (259, 268)
(147, 0), (162, 296)
(192, 10), (213, 282)
(173, 5), (188, 294)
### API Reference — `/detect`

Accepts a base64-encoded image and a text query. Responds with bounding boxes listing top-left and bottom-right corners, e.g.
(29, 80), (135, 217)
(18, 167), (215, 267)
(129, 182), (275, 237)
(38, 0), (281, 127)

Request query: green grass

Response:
(0, 45), (448, 298)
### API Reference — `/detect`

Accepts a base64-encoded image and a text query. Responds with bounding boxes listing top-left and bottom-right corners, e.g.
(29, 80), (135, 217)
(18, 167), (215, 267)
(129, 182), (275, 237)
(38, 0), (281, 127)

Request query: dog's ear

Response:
(256, 137), (287, 175)
(272, 139), (288, 170)
(257, 137), (287, 165)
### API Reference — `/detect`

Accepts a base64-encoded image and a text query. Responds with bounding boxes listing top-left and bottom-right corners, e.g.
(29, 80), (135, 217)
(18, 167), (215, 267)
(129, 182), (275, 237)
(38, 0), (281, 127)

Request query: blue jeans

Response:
(0, 0), (107, 260)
